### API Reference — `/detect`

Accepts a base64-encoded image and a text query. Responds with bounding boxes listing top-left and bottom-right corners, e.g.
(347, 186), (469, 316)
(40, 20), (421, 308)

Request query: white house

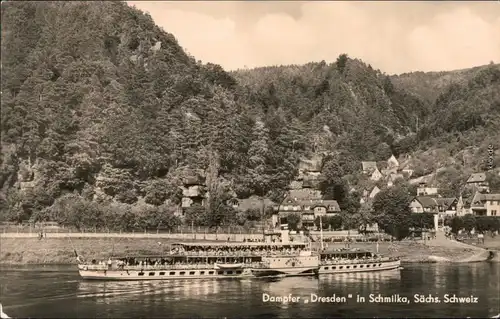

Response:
(370, 168), (383, 181)
(387, 154), (399, 168)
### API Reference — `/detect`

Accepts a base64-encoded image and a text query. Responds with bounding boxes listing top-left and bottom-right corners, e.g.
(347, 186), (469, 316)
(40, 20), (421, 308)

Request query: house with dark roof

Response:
(275, 194), (341, 230)
(409, 196), (440, 231)
(435, 198), (458, 215)
(470, 192), (500, 216)
(466, 173), (490, 192)
(409, 196), (439, 214)
(467, 173), (487, 184)
(311, 200), (341, 216)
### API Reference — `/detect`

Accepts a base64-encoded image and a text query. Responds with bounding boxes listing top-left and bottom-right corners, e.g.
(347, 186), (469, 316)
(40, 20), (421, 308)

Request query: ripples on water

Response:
(0, 264), (498, 318)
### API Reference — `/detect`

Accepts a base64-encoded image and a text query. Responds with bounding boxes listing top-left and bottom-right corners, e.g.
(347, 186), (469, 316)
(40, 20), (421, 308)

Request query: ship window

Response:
(169, 272), (175, 275)
(378, 264), (382, 267)
(138, 272), (144, 276)
(332, 266), (336, 270)
(346, 266), (350, 269)
(159, 272), (165, 275)
(227, 271), (233, 275)
(200, 271), (205, 275)
(373, 264), (376, 267)
(209, 271), (214, 275)
(149, 272), (155, 276)
(360, 265), (364, 268)
(217, 271), (224, 275)
(339, 266), (343, 269)
(324, 267), (329, 270)
(189, 271), (195, 275)
(367, 265), (370, 268)
(236, 270), (242, 274)
(179, 271), (186, 275)
(353, 265), (357, 268)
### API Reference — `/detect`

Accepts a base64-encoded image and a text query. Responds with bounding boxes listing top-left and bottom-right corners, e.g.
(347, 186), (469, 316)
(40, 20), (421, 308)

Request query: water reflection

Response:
(77, 279), (228, 303)
(1, 264), (498, 318)
(319, 269), (402, 284)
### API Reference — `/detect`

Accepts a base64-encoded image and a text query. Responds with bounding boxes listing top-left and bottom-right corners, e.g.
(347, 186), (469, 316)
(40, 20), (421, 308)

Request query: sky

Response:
(128, 1), (500, 74)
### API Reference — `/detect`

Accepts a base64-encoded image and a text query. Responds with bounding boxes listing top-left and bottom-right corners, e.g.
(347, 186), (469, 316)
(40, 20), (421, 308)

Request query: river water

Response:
(0, 263), (498, 318)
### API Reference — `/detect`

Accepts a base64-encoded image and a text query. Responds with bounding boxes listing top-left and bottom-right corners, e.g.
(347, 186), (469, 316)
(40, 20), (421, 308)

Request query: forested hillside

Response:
(1, 1), (499, 230)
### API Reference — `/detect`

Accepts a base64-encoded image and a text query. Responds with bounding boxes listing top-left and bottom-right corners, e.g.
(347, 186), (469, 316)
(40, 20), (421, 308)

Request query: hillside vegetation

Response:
(1, 2), (499, 231)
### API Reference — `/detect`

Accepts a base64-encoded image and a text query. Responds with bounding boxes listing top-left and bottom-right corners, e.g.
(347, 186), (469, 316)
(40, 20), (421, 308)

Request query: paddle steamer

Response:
(76, 230), (318, 280)
(316, 249), (401, 275)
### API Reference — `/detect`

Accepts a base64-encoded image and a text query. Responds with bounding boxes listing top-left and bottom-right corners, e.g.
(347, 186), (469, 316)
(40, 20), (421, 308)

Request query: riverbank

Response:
(0, 236), (496, 265)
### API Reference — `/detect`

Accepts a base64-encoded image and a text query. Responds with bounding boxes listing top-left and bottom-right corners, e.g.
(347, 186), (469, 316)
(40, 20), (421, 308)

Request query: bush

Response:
(446, 215), (500, 234)
(287, 213), (301, 231)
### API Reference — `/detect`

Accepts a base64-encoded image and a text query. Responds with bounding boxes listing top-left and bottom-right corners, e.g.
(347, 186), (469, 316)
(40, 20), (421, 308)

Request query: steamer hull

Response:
(317, 258), (401, 275)
(78, 267), (253, 280)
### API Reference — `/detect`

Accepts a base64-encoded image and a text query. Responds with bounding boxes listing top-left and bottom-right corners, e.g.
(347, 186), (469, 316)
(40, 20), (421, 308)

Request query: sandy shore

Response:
(0, 237), (496, 265)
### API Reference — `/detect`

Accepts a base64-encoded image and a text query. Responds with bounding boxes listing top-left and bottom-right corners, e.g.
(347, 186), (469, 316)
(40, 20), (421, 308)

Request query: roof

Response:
(414, 196), (438, 208)
(467, 173), (487, 183)
(387, 155), (399, 165)
(362, 161), (377, 171)
(459, 196), (473, 208)
(471, 192), (486, 208)
(435, 198), (456, 209)
(472, 193), (500, 202)
(311, 200), (341, 211)
(483, 194), (500, 201)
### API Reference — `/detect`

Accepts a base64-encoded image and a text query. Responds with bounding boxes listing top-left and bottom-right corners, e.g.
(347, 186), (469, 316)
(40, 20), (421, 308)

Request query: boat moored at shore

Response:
(316, 249), (401, 275)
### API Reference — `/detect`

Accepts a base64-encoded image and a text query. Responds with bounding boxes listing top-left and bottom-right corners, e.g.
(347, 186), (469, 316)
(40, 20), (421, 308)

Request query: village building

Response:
(410, 196), (439, 213)
(413, 175), (439, 196)
(361, 161), (378, 174)
(470, 192), (500, 216)
(273, 188), (341, 230)
(387, 154), (399, 169)
(434, 197), (458, 227)
(370, 168), (383, 181)
(409, 196), (439, 231)
(456, 195), (473, 216)
(435, 198), (458, 216)
(417, 185), (439, 196)
(466, 173), (490, 193)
